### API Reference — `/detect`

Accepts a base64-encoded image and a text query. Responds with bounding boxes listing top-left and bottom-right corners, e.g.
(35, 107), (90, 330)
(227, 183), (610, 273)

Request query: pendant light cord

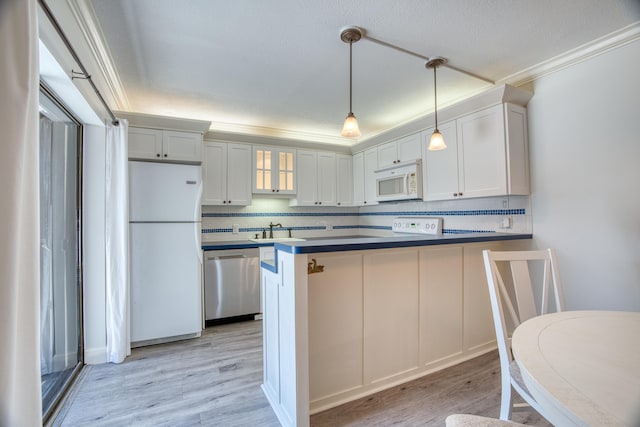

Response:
(349, 41), (354, 114)
(433, 65), (438, 130)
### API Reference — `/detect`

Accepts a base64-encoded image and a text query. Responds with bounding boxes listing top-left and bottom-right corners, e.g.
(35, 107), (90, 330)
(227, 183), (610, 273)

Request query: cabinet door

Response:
(128, 127), (163, 160)
(504, 104), (530, 195)
(396, 133), (422, 163)
(457, 104), (507, 198)
(308, 254), (363, 401)
(276, 149), (296, 194)
(163, 130), (202, 163)
(295, 150), (318, 205)
(336, 154), (353, 206)
(463, 243), (500, 352)
(253, 146), (296, 194)
(419, 246), (463, 365)
(226, 143), (252, 205)
(422, 121), (460, 201)
(262, 271), (280, 401)
(317, 152), (336, 206)
(202, 142), (227, 205)
(352, 152), (365, 206)
(363, 148), (379, 205)
(253, 146), (275, 194)
(377, 141), (398, 168)
(363, 249), (419, 384)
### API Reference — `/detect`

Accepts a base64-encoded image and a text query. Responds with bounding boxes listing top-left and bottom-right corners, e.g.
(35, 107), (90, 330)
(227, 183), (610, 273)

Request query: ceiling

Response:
(51, 0), (639, 146)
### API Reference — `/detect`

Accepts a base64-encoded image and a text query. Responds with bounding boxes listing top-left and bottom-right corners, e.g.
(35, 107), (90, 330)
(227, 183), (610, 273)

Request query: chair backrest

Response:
(482, 249), (565, 365)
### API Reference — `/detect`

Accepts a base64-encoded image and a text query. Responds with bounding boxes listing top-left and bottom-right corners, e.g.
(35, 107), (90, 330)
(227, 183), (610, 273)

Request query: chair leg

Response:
(499, 378), (513, 420)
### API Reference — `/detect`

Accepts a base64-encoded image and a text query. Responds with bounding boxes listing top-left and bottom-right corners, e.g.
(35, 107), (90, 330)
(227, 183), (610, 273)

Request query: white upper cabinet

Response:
(352, 152), (365, 206)
(422, 120), (460, 201)
(377, 133), (422, 168)
(202, 141), (251, 206)
(290, 150), (336, 206)
(423, 103), (530, 201)
(353, 148), (379, 206)
(128, 127), (202, 163)
(253, 146), (296, 195)
(336, 154), (353, 207)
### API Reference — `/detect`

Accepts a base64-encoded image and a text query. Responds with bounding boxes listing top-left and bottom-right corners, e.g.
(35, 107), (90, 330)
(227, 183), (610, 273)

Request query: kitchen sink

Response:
(248, 237), (306, 243)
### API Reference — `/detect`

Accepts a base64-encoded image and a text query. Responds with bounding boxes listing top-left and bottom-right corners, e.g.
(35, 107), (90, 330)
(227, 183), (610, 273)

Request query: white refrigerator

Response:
(129, 161), (202, 346)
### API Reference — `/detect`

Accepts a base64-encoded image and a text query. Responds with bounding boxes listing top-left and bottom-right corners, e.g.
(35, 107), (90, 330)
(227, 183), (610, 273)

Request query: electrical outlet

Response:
(232, 223), (240, 234)
(500, 217), (511, 229)
(326, 223), (333, 231)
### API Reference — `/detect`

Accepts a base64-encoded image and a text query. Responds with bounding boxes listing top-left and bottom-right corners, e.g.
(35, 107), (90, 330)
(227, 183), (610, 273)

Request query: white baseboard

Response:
(84, 346), (107, 365)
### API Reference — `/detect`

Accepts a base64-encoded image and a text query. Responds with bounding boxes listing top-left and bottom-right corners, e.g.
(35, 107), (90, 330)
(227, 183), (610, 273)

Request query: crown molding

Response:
(66, 0), (130, 110)
(500, 22), (640, 87)
(114, 111), (211, 134)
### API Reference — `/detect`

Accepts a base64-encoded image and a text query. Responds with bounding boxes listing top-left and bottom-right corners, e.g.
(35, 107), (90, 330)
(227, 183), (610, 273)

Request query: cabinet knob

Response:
(156, 153), (161, 157)
(228, 200), (231, 204)
(453, 193), (458, 197)
(276, 189), (280, 192)
(459, 192), (463, 196)
(164, 154), (168, 158)
(319, 202), (322, 205)
(272, 189), (276, 192)
(337, 202), (341, 206)
(364, 201), (367, 204)
(223, 200), (226, 204)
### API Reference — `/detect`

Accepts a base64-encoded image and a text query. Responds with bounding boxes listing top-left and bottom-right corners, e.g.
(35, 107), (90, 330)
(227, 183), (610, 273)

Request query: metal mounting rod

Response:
(38, 0), (120, 125)
(352, 26), (495, 85)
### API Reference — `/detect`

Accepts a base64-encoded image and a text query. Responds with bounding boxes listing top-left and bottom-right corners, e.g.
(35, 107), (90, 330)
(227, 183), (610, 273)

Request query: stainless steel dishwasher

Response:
(204, 248), (260, 321)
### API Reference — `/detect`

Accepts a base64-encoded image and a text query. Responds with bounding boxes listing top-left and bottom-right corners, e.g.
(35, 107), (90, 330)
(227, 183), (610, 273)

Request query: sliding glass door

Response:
(39, 87), (83, 421)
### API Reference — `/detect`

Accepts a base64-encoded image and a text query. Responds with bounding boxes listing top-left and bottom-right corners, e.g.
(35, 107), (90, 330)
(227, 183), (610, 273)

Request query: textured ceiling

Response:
(63, 0), (639, 145)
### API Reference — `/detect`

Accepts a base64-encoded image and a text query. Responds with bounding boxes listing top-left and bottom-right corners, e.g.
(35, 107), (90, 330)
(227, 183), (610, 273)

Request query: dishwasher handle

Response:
(207, 254), (247, 261)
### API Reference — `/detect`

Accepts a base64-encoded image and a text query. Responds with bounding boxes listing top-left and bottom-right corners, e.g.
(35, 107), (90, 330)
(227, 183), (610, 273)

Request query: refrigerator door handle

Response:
(195, 223), (203, 265)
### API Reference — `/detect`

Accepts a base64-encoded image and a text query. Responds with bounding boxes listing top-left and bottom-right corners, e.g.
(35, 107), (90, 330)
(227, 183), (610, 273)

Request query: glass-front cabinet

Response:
(253, 146), (296, 194)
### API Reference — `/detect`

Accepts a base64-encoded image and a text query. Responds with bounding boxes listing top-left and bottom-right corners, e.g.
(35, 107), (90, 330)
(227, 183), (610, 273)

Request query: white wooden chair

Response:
(482, 248), (565, 421)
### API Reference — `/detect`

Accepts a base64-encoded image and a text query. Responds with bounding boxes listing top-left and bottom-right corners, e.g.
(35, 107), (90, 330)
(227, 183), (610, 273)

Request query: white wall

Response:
(526, 38), (640, 311)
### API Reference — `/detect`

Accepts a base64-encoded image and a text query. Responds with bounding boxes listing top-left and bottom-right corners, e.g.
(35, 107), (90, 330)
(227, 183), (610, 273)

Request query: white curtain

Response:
(0, 0), (43, 425)
(105, 119), (131, 363)
(39, 116), (54, 375)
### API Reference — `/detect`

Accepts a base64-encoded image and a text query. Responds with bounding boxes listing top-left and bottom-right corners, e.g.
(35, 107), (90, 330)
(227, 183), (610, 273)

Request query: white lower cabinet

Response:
(419, 245), (463, 365)
(363, 249), (419, 384)
(463, 243), (500, 352)
(308, 253), (363, 401)
(303, 242), (504, 413)
(262, 268), (280, 401)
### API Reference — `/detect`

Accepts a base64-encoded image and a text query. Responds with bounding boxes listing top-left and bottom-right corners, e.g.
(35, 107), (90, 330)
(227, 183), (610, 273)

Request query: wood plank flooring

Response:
(54, 320), (551, 426)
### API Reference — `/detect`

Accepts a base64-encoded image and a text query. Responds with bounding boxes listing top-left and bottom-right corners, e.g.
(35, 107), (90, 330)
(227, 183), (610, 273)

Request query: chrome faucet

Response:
(269, 222), (282, 238)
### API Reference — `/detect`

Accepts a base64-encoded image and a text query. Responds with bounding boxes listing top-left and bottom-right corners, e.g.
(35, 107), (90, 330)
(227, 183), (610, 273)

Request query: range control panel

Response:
(392, 217), (442, 235)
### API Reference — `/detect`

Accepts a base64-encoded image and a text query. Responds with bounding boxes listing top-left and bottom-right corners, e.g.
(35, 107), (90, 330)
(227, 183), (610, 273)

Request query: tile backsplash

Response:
(201, 195), (531, 243)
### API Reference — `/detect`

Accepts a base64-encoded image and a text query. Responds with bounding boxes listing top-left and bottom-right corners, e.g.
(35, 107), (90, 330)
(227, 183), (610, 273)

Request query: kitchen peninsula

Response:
(260, 232), (531, 427)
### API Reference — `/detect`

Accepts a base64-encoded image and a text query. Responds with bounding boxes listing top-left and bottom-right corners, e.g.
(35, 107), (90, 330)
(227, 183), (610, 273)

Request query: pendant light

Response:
(340, 26), (362, 138)
(426, 57), (447, 151)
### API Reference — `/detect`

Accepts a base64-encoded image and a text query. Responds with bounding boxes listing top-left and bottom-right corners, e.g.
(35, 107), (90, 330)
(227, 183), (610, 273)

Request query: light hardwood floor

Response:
(55, 320), (551, 426)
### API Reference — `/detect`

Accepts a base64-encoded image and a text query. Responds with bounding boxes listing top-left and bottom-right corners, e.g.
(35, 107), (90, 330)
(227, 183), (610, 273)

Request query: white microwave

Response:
(375, 159), (423, 202)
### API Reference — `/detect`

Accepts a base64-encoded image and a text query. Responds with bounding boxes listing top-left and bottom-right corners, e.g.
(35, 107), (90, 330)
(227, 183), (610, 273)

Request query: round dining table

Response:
(512, 310), (640, 427)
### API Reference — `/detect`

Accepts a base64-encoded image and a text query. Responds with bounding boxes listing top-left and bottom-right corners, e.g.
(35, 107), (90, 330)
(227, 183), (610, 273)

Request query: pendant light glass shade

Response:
(429, 129), (446, 150)
(426, 57), (447, 151)
(342, 112), (361, 137)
